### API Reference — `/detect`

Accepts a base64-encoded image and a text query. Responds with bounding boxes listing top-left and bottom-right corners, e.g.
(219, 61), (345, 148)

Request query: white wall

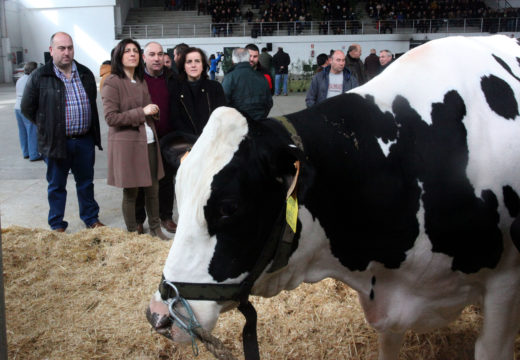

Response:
(133, 34), (415, 70)
(141, 32), (515, 74)
(19, 0), (115, 8)
(498, 0), (520, 7)
(18, 0), (116, 74)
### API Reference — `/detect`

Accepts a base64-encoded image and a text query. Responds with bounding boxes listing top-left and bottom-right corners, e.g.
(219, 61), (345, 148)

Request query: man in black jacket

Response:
(21, 32), (104, 232)
(345, 43), (366, 86)
(272, 47), (291, 96)
(245, 43), (273, 94)
(364, 48), (380, 81)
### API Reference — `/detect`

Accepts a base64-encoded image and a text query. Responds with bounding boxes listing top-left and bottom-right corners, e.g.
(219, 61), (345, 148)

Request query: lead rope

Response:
(193, 327), (238, 360)
(165, 282), (237, 359)
(169, 298), (260, 360)
(192, 301), (258, 360)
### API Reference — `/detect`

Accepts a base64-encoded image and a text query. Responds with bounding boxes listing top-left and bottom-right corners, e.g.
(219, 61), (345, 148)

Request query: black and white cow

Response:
(148, 35), (520, 359)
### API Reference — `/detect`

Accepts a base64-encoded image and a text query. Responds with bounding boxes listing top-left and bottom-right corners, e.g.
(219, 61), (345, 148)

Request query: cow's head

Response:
(147, 107), (311, 342)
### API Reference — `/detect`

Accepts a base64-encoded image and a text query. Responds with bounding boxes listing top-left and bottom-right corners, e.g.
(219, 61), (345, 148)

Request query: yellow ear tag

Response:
(286, 195), (298, 233)
(285, 161), (300, 233)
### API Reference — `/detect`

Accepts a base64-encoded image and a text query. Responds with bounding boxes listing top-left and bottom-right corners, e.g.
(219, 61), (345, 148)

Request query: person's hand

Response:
(143, 104), (159, 116)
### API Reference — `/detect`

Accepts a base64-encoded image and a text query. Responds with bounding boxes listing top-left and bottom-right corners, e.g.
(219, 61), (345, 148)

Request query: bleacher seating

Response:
(117, 1), (520, 39)
(118, 7), (213, 38)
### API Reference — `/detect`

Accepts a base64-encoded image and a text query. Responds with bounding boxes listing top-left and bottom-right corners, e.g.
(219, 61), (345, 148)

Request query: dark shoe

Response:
(150, 227), (170, 240)
(89, 221), (105, 229)
(137, 223), (144, 234)
(161, 219), (177, 233)
(54, 228), (66, 233)
(30, 156), (43, 162)
(23, 155), (29, 159)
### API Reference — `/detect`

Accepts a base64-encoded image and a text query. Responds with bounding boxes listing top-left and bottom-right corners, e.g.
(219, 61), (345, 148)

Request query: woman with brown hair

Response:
(170, 47), (226, 136)
(101, 38), (168, 240)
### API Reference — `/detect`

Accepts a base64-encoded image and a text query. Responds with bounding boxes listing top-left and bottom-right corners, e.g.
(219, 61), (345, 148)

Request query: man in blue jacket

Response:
(305, 50), (358, 108)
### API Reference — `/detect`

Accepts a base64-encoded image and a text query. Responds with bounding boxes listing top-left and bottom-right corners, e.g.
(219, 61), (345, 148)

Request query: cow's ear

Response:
(160, 132), (199, 175)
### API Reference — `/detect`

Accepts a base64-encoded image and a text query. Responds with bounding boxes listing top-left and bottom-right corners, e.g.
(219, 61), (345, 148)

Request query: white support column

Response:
(0, 0), (12, 84)
(1, 37), (12, 84)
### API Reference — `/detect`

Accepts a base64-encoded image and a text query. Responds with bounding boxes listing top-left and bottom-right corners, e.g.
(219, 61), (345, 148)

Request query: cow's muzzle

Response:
(145, 303), (173, 339)
(147, 291), (204, 343)
(146, 295), (176, 340)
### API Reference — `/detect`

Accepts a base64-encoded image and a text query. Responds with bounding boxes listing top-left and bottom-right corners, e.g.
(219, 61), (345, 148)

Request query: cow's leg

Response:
(377, 331), (404, 360)
(474, 278), (520, 360)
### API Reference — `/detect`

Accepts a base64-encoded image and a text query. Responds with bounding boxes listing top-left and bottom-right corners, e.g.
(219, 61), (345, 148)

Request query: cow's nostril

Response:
(146, 307), (173, 330)
(156, 313), (173, 329)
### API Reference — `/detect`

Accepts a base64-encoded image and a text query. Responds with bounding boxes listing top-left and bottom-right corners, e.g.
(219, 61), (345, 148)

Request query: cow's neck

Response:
(255, 97), (400, 296)
(281, 93), (410, 275)
(252, 205), (374, 298)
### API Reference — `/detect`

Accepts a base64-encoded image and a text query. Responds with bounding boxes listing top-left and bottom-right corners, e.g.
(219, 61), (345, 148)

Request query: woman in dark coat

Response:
(171, 47), (227, 136)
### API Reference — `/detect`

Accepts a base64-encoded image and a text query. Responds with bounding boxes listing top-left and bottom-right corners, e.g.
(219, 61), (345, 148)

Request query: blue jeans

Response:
(15, 109), (40, 160)
(275, 74), (288, 95)
(210, 71), (216, 80)
(45, 135), (100, 230)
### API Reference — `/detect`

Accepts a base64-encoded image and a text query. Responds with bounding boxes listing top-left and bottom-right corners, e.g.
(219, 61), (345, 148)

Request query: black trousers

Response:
(136, 156), (174, 224)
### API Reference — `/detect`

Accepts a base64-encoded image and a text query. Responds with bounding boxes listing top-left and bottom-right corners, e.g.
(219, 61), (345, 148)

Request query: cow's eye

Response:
(219, 201), (238, 218)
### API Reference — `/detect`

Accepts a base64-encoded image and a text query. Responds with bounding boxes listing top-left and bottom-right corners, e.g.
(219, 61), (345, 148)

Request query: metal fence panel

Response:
(115, 17), (520, 39)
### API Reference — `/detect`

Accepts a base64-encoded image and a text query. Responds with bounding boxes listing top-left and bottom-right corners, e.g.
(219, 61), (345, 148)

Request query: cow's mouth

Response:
(145, 306), (173, 339)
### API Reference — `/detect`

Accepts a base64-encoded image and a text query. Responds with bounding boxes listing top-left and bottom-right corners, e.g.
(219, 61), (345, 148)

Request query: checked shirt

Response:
(53, 62), (91, 136)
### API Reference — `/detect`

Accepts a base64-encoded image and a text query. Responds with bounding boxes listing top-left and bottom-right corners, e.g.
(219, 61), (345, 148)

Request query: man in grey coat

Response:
(305, 50), (358, 108)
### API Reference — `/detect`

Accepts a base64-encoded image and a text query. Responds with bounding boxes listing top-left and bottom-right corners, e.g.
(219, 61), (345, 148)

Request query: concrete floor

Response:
(0, 83), (307, 233)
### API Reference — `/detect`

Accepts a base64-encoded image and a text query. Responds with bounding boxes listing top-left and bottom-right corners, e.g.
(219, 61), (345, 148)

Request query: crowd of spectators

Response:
(205, 0), (242, 36)
(256, 1), (313, 36)
(316, 0), (362, 34)
(365, 0), (520, 33)
(485, 7), (520, 32)
(207, 0), (242, 23)
(163, 0), (196, 11)
(253, 0), (362, 35)
(365, 0), (489, 21)
(194, 0), (519, 36)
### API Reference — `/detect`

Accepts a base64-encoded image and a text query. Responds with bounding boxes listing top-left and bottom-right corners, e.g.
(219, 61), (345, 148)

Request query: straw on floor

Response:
(2, 226), (519, 359)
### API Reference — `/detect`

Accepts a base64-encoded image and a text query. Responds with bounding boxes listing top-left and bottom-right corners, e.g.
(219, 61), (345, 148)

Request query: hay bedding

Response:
(2, 226), (519, 360)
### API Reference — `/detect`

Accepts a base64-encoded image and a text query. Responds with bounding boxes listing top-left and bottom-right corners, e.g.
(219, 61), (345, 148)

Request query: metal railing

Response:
(115, 17), (520, 39)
